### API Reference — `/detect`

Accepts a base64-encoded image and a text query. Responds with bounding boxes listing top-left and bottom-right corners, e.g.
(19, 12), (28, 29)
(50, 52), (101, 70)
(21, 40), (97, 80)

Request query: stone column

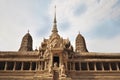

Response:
(94, 62), (96, 71)
(38, 62), (40, 70)
(65, 62), (67, 70)
(116, 63), (119, 71)
(87, 62), (89, 71)
(101, 62), (104, 71)
(29, 62), (32, 71)
(109, 63), (112, 71)
(4, 61), (7, 71)
(21, 62), (23, 71)
(13, 62), (16, 71)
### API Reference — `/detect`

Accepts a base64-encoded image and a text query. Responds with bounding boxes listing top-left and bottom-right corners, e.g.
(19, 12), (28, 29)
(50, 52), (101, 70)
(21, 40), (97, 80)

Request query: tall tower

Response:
(52, 6), (58, 33)
(49, 6), (60, 40)
(19, 31), (33, 51)
(75, 33), (88, 52)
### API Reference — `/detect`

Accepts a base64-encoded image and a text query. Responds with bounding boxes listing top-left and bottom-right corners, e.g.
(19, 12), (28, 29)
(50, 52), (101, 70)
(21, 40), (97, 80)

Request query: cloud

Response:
(0, 0), (120, 52)
(50, 0), (120, 31)
(49, 0), (120, 52)
(87, 35), (120, 52)
(74, 3), (87, 16)
(86, 19), (120, 39)
(0, 0), (51, 51)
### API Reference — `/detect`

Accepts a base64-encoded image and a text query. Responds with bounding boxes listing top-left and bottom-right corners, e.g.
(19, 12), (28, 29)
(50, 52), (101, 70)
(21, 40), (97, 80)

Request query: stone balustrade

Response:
(67, 61), (120, 71)
(0, 61), (120, 72)
(0, 61), (45, 71)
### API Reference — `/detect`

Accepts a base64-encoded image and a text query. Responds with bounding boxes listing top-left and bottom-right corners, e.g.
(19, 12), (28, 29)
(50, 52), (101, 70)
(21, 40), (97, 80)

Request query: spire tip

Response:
(54, 5), (57, 23)
(52, 6), (58, 33)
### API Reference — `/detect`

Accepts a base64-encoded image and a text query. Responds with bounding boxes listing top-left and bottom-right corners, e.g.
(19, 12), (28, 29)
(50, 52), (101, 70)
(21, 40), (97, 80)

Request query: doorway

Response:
(53, 56), (59, 67)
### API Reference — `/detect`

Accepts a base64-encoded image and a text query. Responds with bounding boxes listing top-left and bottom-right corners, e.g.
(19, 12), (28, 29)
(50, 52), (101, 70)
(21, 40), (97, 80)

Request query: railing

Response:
(67, 61), (120, 71)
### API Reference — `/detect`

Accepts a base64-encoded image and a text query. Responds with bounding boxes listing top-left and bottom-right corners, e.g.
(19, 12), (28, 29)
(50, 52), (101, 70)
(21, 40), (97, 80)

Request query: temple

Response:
(0, 7), (120, 80)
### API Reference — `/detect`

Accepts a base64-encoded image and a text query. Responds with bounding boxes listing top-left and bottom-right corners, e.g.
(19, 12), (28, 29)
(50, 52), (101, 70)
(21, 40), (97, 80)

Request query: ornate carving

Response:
(43, 49), (50, 58)
(60, 64), (66, 77)
(54, 62), (58, 68)
(48, 65), (53, 77)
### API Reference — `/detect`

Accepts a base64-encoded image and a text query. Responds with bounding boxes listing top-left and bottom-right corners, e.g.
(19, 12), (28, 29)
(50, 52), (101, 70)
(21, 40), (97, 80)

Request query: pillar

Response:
(65, 62), (67, 70)
(38, 61), (40, 70)
(29, 62), (32, 71)
(4, 61), (7, 71)
(87, 62), (89, 71)
(109, 63), (112, 71)
(21, 62), (23, 71)
(94, 62), (96, 71)
(13, 62), (16, 71)
(101, 62), (104, 71)
(116, 63), (119, 71)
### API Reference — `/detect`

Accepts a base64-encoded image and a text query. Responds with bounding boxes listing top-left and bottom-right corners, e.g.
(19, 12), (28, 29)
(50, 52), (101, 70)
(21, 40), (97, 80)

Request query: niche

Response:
(111, 62), (117, 70)
(23, 62), (30, 70)
(7, 62), (14, 70)
(89, 62), (94, 70)
(15, 62), (22, 70)
(96, 62), (102, 70)
(103, 62), (110, 70)
(81, 62), (87, 70)
(53, 56), (59, 67)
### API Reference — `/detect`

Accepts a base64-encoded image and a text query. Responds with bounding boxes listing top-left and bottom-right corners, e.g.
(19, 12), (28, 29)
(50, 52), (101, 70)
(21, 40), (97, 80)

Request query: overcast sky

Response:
(0, 0), (120, 53)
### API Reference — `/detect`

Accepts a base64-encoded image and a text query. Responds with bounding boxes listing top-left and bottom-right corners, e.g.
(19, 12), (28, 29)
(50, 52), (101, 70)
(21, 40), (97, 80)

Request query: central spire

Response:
(54, 6), (57, 23)
(52, 6), (58, 33)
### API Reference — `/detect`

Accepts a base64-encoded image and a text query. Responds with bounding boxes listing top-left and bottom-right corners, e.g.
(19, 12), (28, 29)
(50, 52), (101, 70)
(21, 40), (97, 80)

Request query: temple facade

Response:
(0, 8), (120, 80)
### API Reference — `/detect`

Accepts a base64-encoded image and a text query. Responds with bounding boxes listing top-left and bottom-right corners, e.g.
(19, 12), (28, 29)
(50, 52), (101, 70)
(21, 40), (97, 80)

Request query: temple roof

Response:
(19, 31), (33, 51)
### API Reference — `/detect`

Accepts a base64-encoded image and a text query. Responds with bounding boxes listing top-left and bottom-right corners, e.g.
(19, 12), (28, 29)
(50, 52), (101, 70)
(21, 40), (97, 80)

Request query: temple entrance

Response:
(53, 56), (59, 67)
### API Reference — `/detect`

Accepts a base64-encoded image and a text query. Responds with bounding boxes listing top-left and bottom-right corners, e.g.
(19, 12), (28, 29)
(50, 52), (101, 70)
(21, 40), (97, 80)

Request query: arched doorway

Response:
(53, 56), (59, 67)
